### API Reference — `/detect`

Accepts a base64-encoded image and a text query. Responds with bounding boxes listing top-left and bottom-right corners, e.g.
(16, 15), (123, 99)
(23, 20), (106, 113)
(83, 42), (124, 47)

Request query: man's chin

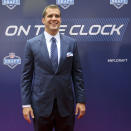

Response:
(50, 28), (59, 32)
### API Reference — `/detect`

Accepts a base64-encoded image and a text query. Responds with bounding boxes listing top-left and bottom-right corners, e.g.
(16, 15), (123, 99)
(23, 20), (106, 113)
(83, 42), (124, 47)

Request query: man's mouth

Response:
(50, 21), (59, 26)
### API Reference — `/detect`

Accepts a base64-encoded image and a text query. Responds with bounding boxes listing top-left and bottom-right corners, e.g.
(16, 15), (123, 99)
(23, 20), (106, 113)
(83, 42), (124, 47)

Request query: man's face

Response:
(42, 8), (61, 35)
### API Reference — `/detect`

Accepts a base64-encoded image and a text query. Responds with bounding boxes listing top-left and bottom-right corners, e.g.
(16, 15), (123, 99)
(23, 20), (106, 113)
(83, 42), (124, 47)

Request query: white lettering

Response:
(59, 25), (67, 35)
(101, 25), (112, 35)
(34, 25), (45, 35)
(4, 24), (124, 37)
(5, 25), (18, 36)
(79, 25), (88, 35)
(69, 25), (81, 35)
(89, 25), (101, 35)
(18, 25), (31, 36)
(108, 58), (128, 63)
(110, 25), (124, 35)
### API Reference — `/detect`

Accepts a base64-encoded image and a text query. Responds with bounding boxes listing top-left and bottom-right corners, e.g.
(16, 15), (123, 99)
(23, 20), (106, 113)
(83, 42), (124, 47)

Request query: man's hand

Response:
(23, 107), (34, 123)
(75, 103), (86, 119)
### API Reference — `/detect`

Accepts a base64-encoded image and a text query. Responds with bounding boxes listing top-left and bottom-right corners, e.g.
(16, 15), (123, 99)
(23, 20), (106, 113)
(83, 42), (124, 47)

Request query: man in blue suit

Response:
(21, 4), (86, 131)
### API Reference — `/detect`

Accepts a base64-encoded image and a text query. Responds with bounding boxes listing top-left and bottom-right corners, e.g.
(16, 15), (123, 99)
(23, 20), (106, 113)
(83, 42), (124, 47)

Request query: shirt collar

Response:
(44, 31), (60, 43)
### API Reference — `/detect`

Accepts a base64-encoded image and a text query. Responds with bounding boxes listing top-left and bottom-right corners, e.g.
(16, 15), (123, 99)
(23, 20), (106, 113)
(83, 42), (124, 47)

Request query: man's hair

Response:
(42, 4), (61, 18)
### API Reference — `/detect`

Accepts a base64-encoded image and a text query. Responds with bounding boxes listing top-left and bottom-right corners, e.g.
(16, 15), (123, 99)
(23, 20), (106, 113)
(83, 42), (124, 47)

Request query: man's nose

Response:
(52, 15), (57, 20)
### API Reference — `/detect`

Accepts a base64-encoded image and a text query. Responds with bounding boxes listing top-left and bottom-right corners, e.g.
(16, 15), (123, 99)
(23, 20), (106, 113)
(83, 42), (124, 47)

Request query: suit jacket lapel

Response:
(57, 34), (68, 73)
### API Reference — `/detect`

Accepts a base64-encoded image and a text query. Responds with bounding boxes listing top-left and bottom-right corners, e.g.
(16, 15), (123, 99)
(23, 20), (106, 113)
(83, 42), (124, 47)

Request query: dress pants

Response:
(33, 99), (75, 131)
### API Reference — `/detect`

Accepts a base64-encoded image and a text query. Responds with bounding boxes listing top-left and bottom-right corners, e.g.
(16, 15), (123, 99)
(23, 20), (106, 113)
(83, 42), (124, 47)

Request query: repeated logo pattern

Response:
(2, 0), (20, 10)
(3, 53), (21, 69)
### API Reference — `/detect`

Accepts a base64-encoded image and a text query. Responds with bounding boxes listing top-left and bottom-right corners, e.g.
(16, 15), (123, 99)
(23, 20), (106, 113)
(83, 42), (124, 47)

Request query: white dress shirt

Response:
(44, 31), (61, 64)
(22, 31), (61, 108)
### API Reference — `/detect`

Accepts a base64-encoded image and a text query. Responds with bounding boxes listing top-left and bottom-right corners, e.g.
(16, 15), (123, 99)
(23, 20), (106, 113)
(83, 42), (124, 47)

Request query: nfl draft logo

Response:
(56, 0), (74, 9)
(2, 0), (20, 10)
(110, 0), (128, 9)
(3, 53), (21, 69)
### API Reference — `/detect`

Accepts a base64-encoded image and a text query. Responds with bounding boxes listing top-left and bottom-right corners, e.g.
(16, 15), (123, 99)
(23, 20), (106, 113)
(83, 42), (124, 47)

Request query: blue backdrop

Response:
(0, 0), (131, 131)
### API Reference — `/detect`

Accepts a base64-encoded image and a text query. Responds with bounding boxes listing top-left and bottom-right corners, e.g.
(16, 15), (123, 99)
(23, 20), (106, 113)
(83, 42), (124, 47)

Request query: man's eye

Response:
(47, 15), (60, 18)
(48, 15), (53, 18)
(55, 15), (60, 18)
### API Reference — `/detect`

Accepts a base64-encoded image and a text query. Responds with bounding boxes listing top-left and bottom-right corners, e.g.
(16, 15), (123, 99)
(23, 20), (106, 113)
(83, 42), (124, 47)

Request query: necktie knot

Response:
(51, 37), (56, 43)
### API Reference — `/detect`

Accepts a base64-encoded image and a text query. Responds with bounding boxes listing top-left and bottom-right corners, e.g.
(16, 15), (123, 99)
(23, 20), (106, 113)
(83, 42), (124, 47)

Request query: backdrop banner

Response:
(0, 0), (131, 131)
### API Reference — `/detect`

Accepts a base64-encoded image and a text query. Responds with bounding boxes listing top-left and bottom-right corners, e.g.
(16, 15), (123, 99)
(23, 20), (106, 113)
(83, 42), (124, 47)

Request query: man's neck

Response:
(45, 29), (59, 36)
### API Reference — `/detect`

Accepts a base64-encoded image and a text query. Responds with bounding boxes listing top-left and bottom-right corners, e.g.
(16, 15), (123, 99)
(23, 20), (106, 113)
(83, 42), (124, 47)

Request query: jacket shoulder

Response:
(27, 33), (43, 44)
(61, 34), (76, 43)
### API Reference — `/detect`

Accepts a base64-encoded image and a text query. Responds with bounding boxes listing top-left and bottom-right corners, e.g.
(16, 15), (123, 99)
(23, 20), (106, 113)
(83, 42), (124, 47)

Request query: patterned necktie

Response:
(51, 37), (58, 72)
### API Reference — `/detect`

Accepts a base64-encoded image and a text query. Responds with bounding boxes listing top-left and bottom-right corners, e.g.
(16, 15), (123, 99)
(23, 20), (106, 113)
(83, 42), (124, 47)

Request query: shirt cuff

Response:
(22, 105), (31, 108)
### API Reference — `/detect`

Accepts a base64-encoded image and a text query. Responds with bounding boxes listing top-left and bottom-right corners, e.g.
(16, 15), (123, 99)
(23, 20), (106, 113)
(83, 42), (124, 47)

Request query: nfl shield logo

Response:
(2, 0), (20, 10)
(56, 0), (74, 9)
(3, 53), (21, 69)
(110, 0), (128, 9)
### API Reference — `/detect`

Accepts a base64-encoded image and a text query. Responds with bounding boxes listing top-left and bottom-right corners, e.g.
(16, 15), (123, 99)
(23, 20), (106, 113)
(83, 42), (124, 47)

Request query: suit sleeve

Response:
(21, 40), (34, 105)
(72, 41), (86, 103)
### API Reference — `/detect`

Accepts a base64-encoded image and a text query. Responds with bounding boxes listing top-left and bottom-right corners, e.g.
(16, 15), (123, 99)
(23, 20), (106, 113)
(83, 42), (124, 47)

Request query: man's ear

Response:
(42, 18), (45, 24)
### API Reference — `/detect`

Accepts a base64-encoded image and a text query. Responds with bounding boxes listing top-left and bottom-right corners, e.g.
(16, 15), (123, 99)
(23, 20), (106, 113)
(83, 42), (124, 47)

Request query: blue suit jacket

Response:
(21, 33), (85, 117)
